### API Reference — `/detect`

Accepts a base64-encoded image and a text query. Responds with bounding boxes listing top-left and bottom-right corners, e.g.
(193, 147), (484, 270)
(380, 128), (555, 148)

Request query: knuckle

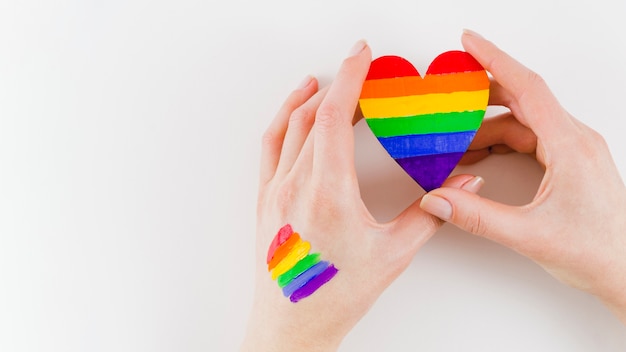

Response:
(289, 106), (313, 125)
(523, 133), (539, 153)
(485, 55), (499, 80)
(309, 184), (333, 209)
(272, 180), (299, 219)
(588, 127), (608, 147)
(459, 210), (489, 237)
(578, 126), (609, 160)
(514, 70), (547, 103)
(422, 214), (444, 234)
(261, 129), (278, 147)
(287, 87), (308, 104)
(339, 55), (361, 73)
(256, 190), (266, 217)
(504, 118), (537, 153)
(315, 103), (343, 130)
(307, 184), (345, 220)
(525, 70), (545, 87)
(341, 63), (363, 82)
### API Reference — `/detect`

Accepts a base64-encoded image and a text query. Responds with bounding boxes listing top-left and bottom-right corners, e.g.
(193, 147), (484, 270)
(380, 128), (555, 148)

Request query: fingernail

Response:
(461, 176), (484, 194)
(297, 75), (313, 90)
(348, 39), (367, 56)
(463, 28), (485, 39)
(420, 194), (452, 220)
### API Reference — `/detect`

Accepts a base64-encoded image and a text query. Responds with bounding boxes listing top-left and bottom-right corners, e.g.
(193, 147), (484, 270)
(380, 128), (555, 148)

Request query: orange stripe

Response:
(360, 71), (489, 99)
(267, 233), (301, 271)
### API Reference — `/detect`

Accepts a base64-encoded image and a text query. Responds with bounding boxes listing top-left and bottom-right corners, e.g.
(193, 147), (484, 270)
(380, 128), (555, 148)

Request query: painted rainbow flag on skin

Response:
(359, 51), (489, 191)
(267, 224), (338, 303)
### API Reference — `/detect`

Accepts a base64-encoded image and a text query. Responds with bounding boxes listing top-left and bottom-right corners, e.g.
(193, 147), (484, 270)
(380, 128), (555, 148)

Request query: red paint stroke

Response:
(266, 224), (294, 264)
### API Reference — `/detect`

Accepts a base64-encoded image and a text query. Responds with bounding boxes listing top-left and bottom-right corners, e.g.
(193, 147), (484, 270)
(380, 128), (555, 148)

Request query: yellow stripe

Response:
(271, 241), (311, 279)
(359, 89), (489, 118)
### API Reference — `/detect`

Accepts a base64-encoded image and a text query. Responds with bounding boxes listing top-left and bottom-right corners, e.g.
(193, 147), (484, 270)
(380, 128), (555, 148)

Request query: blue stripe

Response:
(282, 261), (330, 297)
(377, 131), (476, 159)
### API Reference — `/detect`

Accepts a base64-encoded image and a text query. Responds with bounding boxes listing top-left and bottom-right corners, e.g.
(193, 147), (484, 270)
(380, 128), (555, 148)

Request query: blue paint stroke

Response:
(377, 131), (476, 159)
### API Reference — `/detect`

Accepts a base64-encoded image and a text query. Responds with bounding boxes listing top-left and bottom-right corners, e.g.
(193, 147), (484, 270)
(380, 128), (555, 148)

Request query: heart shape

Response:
(358, 51), (489, 191)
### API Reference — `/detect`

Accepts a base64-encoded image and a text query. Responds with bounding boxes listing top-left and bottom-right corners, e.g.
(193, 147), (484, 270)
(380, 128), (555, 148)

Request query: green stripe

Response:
(365, 110), (485, 137)
(277, 253), (321, 288)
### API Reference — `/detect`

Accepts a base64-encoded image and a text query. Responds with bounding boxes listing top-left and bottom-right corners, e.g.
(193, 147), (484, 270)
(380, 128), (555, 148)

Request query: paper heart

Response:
(359, 51), (489, 191)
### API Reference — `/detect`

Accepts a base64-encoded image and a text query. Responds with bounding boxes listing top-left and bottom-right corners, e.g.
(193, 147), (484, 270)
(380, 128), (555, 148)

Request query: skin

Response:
(420, 30), (626, 324)
(241, 40), (482, 352)
(242, 31), (626, 351)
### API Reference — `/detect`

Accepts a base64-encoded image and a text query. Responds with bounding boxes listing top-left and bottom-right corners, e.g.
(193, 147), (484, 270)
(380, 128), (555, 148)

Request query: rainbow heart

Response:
(358, 51), (489, 191)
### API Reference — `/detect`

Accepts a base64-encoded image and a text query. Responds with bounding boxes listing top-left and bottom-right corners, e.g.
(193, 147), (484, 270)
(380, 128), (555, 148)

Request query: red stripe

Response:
(366, 56), (419, 80)
(365, 52), (484, 80)
(426, 51), (484, 75)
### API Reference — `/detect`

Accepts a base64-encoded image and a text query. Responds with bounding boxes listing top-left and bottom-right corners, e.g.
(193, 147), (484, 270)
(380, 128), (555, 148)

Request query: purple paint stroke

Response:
(395, 152), (465, 192)
(289, 264), (339, 303)
(282, 261), (330, 297)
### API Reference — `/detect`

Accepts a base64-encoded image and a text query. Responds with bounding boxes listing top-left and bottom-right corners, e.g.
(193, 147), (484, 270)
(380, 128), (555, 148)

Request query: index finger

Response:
(461, 30), (577, 142)
(312, 40), (372, 180)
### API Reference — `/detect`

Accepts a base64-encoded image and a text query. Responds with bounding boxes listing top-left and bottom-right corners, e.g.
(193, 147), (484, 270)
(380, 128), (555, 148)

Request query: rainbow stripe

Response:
(267, 224), (338, 303)
(359, 52), (489, 191)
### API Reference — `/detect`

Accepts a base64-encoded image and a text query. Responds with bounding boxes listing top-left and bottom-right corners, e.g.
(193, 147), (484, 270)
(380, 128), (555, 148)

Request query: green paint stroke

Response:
(277, 253), (321, 288)
(365, 110), (485, 137)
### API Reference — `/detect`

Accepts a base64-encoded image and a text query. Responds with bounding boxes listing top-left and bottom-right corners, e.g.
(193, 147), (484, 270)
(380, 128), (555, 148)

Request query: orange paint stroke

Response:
(360, 71), (489, 99)
(267, 233), (301, 271)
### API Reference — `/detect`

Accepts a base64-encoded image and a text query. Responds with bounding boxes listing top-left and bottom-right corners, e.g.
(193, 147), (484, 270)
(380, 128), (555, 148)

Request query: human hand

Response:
(420, 30), (626, 324)
(241, 41), (482, 351)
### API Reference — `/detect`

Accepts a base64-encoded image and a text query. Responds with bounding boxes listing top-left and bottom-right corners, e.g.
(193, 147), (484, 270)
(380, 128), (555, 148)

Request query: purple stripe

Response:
(282, 261), (330, 297)
(395, 152), (465, 192)
(289, 265), (339, 303)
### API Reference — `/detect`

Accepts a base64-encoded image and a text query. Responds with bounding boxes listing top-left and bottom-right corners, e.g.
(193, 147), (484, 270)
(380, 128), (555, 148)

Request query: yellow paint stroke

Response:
(359, 89), (489, 118)
(271, 241), (312, 279)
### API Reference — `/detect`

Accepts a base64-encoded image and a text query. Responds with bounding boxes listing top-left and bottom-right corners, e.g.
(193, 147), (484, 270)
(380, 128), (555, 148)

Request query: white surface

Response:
(1, 0), (625, 351)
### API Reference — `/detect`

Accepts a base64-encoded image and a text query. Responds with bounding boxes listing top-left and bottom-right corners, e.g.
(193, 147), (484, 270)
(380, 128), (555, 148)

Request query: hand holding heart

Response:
(243, 37), (488, 351)
(419, 31), (626, 324)
(243, 31), (626, 351)
(243, 39), (483, 352)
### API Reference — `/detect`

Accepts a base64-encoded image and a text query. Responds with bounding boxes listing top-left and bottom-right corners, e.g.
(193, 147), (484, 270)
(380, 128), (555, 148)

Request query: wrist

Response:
(241, 318), (342, 352)
(241, 293), (344, 352)
(241, 327), (340, 352)
(590, 241), (626, 325)
(595, 268), (626, 324)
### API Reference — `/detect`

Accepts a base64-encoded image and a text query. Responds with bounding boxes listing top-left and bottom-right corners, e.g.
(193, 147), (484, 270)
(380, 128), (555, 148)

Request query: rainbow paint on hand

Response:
(267, 224), (338, 303)
(359, 51), (489, 191)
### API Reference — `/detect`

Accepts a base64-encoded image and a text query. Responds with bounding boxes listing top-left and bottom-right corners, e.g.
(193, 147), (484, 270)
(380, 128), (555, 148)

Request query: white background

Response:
(1, 0), (625, 351)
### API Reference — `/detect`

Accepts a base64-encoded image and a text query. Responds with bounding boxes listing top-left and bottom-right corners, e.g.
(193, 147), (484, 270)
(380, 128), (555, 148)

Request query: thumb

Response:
(419, 178), (527, 248)
(388, 174), (482, 255)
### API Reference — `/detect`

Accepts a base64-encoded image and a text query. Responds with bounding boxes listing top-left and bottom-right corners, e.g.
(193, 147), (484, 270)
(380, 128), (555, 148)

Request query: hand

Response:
(241, 41), (482, 351)
(420, 30), (626, 324)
